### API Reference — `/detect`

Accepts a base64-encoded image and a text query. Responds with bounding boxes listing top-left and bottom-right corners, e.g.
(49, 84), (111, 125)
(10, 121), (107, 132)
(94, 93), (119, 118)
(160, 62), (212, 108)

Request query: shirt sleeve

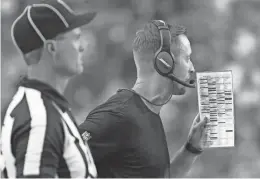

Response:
(12, 102), (65, 178)
(78, 110), (127, 163)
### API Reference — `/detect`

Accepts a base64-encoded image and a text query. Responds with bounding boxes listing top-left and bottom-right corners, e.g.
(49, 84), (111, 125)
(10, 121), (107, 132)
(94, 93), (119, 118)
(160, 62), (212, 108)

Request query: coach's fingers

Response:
(194, 116), (208, 129)
(192, 113), (200, 126)
(195, 113), (200, 123)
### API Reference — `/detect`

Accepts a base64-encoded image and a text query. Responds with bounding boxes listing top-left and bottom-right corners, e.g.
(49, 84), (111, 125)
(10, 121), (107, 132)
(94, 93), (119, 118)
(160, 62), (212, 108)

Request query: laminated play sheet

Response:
(196, 71), (235, 148)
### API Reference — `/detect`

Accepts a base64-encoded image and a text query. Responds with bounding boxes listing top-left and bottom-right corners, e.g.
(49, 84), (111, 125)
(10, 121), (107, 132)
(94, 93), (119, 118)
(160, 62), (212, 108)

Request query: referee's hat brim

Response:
(67, 12), (97, 31)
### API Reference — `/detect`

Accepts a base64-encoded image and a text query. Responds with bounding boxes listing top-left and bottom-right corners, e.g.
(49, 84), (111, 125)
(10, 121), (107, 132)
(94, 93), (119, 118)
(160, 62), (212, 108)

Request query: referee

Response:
(79, 20), (208, 178)
(1, 0), (97, 178)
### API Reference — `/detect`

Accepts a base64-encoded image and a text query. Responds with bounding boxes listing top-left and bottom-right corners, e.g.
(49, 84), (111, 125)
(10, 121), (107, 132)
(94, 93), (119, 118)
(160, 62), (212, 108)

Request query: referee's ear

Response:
(45, 40), (57, 56)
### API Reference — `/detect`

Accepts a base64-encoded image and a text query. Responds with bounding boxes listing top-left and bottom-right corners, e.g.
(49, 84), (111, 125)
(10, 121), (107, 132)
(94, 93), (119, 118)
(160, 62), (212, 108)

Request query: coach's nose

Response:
(189, 61), (196, 85)
(190, 60), (195, 73)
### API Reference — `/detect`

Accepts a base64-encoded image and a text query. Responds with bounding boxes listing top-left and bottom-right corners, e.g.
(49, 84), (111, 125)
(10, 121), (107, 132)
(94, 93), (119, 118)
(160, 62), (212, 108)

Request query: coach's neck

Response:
(132, 77), (168, 115)
(132, 51), (174, 114)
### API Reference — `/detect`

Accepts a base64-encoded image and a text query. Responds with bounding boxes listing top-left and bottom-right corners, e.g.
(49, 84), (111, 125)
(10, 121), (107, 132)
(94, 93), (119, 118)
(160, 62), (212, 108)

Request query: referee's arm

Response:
(11, 99), (65, 178)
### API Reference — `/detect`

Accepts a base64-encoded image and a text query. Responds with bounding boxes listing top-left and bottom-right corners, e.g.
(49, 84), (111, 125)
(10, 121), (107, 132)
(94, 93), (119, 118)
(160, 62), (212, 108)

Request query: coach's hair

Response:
(132, 22), (187, 54)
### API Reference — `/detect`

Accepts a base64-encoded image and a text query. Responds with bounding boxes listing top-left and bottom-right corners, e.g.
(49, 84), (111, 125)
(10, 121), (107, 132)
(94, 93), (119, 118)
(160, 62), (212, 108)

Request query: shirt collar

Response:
(18, 77), (70, 111)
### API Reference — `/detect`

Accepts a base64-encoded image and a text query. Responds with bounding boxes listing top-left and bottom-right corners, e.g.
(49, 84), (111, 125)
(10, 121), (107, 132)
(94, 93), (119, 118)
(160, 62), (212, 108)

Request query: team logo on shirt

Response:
(82, 131), (92, 143)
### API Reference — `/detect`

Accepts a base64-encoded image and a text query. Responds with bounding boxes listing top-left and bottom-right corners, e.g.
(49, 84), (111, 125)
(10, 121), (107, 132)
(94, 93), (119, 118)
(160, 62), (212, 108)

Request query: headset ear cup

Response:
(155, 52), (174, 75)
(157, 57), (171, 69)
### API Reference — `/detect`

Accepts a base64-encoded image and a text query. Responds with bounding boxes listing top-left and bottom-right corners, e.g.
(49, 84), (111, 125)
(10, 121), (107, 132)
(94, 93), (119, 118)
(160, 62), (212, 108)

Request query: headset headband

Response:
(152, 20), (171, 53)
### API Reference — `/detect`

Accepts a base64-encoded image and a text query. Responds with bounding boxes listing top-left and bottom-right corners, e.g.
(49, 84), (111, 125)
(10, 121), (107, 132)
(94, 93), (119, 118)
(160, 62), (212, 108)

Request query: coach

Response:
(1, 0), (97, 178)
(79, 20), (208, 178)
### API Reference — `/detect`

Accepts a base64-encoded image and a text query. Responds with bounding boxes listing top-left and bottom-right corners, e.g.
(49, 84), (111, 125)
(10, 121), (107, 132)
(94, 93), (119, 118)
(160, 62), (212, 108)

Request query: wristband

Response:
(185, 142), (203, 155)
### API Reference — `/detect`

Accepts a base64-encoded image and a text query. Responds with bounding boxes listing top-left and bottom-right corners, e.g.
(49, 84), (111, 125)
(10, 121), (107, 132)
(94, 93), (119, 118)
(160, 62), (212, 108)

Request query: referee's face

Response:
(54, 28), (85, 76)
(171, 35), (195, 95)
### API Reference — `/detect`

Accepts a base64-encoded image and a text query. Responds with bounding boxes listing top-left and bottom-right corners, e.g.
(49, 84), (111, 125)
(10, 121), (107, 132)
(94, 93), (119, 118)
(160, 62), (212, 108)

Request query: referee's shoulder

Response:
(3, 86), (64, 144)
(23, 87), (59, 114)
(10, 86), (63, 123)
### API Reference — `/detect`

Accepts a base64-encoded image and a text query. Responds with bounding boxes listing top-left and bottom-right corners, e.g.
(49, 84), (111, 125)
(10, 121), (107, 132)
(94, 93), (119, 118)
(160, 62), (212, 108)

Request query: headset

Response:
(152, 20), (196, 88)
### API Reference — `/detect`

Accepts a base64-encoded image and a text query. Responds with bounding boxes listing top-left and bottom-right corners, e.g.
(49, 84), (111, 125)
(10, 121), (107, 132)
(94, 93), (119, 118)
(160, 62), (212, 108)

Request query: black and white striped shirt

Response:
(1, 78), (97, 178)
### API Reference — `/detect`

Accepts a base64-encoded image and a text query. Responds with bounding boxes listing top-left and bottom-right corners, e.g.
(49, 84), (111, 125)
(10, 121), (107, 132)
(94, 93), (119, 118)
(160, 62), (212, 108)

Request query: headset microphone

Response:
(152, 20), (196, 89)
(167, 74), (195, 88)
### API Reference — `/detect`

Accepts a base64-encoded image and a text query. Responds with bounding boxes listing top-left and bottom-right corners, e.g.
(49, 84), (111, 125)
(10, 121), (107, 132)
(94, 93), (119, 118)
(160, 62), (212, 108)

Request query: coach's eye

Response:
(188, 56), (192, 62)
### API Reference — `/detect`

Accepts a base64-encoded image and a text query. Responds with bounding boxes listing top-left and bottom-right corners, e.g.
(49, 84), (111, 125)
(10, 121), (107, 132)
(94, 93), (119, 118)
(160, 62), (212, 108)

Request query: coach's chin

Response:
(171, 81), (186, 96)
(173, 86), (186, 95)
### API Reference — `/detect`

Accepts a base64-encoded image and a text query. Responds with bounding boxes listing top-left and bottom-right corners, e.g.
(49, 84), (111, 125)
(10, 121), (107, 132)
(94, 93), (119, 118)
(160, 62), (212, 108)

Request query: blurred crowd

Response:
(1, 0), (260, 177)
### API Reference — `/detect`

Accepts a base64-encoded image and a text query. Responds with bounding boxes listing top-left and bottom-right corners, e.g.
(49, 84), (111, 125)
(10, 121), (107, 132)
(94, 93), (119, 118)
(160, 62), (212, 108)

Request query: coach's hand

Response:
(185, 113), (208, 154)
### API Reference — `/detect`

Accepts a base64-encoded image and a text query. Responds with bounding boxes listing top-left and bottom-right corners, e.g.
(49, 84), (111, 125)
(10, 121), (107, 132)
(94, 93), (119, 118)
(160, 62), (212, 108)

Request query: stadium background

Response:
(1, 0), (260, 177)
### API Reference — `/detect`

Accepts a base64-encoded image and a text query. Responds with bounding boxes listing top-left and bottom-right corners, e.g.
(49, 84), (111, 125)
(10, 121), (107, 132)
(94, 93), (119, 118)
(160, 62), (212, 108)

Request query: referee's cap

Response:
(11, 0), (97, 54)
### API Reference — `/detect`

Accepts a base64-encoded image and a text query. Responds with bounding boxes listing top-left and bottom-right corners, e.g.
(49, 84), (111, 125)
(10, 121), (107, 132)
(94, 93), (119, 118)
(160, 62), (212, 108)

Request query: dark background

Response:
(1, 0), (260, 177)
